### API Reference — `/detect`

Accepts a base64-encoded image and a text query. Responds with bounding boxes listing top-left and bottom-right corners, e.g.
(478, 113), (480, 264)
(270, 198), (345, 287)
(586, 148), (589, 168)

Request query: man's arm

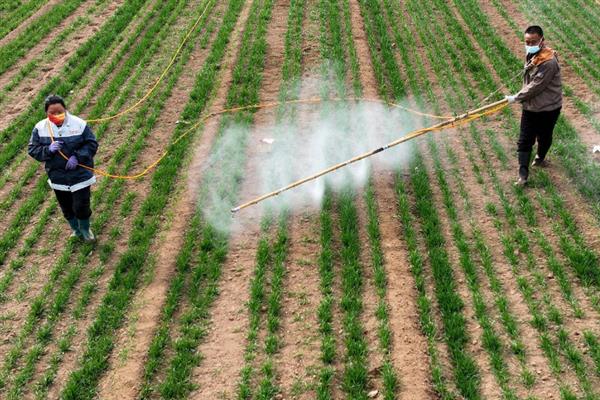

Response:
(515, 60), (558, 103)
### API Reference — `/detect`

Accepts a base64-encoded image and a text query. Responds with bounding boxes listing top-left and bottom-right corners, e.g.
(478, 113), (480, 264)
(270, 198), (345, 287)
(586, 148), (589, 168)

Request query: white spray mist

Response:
(198, 85), (429, 233)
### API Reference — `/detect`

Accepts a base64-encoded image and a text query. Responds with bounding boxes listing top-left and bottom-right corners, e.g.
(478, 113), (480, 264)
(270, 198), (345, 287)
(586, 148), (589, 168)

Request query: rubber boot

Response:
(77, 218), (96, 243)
(531, 154), (547, 168)
(67, 218), (83, 239)
(515, 151), (531, 187)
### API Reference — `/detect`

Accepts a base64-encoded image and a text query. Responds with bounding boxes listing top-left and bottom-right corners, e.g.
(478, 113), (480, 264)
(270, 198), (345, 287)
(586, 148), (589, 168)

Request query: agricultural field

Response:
(1, 0), (600, 399)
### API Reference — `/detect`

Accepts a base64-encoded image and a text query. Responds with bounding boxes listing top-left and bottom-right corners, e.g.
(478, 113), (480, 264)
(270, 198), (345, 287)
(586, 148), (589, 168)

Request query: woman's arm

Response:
(74, 125), (98, 166)
(27, 127), (53, 162)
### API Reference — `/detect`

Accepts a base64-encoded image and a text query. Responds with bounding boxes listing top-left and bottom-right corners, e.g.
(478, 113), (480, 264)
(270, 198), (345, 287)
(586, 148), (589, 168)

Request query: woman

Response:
(28, 95), (98, 242)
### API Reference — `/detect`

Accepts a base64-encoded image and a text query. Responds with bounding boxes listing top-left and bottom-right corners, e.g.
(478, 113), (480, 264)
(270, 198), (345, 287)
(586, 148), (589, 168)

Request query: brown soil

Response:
(275, 210), (323, 399)
(0, 0), (63, 47)
(0, 157), (35, 205)
(2, 0), (600, 398)
(0, 2), (216, 396)
(347, 0), (409, 395)
(419, 137), (503, 400)
(66, 0), (160, 111)
(0, 0), (121, 91)
(0, 204), (62, 367)
(0, 0), (123, 130)
(452, 1), (600, 331)
(370, 169), (435, 400)
(85, 2), (232, 398)
(447, 125), (563, 399)
(484, 0), (600, 152)
(183, 0), (290, 397)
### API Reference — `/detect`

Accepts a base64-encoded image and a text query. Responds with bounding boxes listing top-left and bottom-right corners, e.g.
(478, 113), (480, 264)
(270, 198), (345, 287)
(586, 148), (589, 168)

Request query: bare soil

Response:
(0, 0), (123, 130)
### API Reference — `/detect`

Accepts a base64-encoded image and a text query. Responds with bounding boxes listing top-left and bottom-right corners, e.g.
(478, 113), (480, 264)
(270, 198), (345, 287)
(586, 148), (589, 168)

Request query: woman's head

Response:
(44, 95), (66, 125)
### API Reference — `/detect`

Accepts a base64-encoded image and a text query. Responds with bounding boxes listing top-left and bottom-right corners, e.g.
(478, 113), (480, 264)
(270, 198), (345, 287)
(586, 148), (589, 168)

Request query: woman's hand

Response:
(49, 141), (63, 153)
(65, 155), (78, 170)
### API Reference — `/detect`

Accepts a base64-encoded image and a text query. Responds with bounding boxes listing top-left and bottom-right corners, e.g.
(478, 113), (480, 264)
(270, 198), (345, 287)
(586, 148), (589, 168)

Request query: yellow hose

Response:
(47, 97), (463, 180)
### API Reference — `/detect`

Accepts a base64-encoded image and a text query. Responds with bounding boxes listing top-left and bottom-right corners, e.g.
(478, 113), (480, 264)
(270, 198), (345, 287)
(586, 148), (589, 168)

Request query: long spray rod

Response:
(231, 98), (509, 213)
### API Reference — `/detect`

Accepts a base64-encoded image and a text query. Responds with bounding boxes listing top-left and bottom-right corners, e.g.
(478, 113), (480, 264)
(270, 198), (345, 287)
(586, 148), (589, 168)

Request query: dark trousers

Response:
(517, 107), (561, 178)
(54, 187), (92, 220)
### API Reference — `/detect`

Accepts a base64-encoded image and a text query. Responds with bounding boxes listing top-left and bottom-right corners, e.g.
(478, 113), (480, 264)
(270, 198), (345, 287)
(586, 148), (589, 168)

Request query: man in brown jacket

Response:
(506, 25), (562, 186)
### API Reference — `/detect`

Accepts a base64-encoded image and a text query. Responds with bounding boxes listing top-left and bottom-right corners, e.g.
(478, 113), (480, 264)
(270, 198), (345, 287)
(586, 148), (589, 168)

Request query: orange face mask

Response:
(48, 112), (65, 125)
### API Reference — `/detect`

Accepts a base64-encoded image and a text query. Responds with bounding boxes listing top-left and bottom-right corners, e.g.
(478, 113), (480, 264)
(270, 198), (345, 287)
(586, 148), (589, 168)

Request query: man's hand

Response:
(49, 141), (63, 153)
(65, 155), (78, 170)
(505, 95), (517, 104)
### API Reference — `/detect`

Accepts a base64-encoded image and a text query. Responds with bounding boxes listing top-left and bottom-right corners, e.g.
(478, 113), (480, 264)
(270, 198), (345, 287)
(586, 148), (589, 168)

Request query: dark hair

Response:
(44, 94), (66, 112)
(524, 25), (544, 37)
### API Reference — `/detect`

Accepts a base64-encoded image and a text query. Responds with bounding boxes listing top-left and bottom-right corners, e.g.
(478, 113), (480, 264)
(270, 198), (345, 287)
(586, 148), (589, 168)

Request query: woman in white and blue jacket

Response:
(28, 95), (98, 242)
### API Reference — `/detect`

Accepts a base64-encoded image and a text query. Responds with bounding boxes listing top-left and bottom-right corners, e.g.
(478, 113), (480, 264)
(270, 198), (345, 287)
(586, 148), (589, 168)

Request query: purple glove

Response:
(49, 141), (63, 153)
(65, 155), (78, 170)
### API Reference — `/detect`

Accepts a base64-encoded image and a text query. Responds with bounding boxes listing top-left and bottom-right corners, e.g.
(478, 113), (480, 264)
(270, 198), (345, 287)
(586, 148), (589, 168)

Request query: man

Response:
(506, 25), (562, 186)
(28, 95), (98, 242)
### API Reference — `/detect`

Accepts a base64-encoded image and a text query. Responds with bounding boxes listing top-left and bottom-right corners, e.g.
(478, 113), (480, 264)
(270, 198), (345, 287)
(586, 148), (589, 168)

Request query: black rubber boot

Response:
(516, 151), (531, 186)
(531, 155), (547, 167)
(77, 218), (96, 243)
(68, 218), (83, 239)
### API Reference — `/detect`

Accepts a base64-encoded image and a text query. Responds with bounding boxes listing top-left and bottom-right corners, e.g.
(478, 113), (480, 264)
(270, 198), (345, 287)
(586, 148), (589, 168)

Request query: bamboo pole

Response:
(231, 98), (509, 213)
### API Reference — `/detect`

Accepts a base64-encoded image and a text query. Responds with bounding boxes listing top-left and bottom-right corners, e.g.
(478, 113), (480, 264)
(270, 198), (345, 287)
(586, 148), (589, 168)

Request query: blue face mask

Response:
(525, 38), (543, 55)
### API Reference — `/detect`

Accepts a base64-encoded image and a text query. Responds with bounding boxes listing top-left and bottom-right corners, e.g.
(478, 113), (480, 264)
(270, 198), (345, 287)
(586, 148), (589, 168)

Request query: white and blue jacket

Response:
(28, 112), (98, 192)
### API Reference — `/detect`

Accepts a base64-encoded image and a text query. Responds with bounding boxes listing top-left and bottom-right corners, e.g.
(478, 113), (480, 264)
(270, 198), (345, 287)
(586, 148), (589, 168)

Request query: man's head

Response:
(44, 95), (66, 125)
(524, 26), (544, 54)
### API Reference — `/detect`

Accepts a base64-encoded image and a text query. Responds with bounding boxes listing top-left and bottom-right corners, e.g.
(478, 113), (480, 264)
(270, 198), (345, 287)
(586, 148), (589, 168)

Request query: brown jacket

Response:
(515, 47), (562, 112)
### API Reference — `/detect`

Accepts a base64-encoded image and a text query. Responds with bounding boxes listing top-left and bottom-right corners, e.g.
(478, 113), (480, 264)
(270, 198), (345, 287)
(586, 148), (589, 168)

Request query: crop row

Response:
(449, 0), (600, 296)
(139, 0), (291, 397)
(142, 1), (308, 398)
(416, 0), (600, 396)
(54, 0), (244, 397)
(319, 1), (401, 398)
(238, 0), (308, 397)
(0, 0), (48, 40)
(0, 0), (159, 197)
(520, 0), (600, 96)
(453, 0), (600, 217)
(360, 0), (600, 396)
(0, 0), (177, 258)
(358, 0), (453, 397)
(0, 0), (90, 76)
(362, 0), (494, 397)
(0, 1), (220, 397)
(405, 7), (540, 387)
(0, 15), (88, 108)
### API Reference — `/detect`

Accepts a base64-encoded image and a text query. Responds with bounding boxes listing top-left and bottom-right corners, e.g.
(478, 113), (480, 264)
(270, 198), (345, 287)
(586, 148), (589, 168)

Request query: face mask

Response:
(525, 38), (543, 55)
(48, 112), (65, 125)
